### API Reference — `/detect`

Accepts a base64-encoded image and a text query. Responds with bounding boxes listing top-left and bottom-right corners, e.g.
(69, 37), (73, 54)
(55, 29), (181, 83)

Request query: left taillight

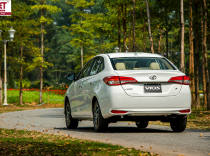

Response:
(103, 76), (138, 86)
(168, 76), (190, 85)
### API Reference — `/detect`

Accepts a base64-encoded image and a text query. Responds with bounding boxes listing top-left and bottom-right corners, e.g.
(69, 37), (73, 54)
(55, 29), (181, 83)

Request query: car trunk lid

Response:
(115, 70), (184, 97)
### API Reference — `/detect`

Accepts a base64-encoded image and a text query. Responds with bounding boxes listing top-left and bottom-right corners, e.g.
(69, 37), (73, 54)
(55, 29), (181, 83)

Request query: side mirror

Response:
(64, 73), (75, 81)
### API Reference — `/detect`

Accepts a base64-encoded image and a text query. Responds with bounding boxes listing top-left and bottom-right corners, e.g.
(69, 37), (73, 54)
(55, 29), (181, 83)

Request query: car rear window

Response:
(110, 57), (176, 70)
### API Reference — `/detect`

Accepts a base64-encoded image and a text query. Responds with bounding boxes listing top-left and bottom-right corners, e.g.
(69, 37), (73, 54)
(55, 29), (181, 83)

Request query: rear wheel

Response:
(65, 101), (78, 129)
(170, 116), (187, 132)
(136, 121), (149, 128)
(93, 100), (108, 132)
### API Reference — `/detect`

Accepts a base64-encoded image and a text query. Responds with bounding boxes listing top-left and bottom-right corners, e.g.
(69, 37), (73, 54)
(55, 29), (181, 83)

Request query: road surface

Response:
(0, 108), (210, 156)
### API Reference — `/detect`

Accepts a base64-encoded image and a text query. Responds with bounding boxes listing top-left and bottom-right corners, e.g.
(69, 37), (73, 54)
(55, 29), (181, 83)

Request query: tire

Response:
(65, 100), (78, 129)
(170, 116), (187, 132)
(136, 121), (149, 128)
(93, 100), (108, 132)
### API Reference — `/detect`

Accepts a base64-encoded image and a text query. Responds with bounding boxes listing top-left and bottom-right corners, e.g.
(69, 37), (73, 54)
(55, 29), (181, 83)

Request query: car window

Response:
(90, 57), (104, 76)
(97, 59), (104, 73)
(111, 57), (176, 70)
(77, 59), (95, 80)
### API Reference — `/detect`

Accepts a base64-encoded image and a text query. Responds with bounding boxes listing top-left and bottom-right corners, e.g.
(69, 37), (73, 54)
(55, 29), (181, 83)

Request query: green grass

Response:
(0, 128), (151, 156)
(6, 90), (64, 105)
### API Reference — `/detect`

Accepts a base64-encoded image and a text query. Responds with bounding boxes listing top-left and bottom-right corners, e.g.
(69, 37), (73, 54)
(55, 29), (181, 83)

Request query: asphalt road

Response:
(0, 108), (210, 156)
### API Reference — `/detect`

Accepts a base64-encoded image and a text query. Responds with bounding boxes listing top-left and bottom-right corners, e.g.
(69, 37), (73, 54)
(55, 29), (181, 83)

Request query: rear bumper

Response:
(107, 114), (188, 123)
(98, 85), (191, 119)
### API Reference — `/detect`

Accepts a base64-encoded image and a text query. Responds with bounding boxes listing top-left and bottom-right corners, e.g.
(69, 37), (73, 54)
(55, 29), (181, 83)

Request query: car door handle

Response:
(79, 85), (83, 89)
(90, 82), (95, 86)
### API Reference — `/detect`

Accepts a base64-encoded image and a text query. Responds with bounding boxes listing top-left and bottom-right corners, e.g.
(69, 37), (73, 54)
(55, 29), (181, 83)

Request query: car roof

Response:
(106, 52), (163, 58)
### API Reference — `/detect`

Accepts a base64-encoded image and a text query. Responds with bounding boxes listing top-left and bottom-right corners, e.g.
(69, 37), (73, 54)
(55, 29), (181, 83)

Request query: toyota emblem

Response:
(149, 75), (157, 80)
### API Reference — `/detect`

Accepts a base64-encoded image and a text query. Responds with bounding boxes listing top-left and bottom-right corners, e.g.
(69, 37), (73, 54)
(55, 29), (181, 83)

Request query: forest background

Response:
(0, 0), (209, 110)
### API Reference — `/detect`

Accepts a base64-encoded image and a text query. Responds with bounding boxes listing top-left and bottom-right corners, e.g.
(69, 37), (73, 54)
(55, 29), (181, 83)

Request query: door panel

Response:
(71, 79), (84, 117)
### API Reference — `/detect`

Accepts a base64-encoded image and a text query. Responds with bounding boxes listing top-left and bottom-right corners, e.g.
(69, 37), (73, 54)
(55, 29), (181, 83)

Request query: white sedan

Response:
(64, 53), (191, 132)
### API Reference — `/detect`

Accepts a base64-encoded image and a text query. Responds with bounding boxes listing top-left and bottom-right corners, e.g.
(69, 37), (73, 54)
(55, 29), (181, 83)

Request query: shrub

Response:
(15, 79), (31, 88)
(30, 80), (51, 89)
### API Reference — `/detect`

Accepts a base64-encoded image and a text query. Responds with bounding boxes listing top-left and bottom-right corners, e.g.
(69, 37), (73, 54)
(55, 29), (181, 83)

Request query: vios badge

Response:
(149, 75), (157, 80)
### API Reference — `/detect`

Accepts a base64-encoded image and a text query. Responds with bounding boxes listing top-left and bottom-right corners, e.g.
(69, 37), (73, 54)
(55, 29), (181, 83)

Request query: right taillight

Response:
(168, 76), (190, 85)
(103, 76), (138, 86)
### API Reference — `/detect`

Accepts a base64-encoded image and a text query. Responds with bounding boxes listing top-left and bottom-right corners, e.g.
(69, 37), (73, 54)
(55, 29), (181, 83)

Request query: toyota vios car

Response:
(64, 53), (191, 132)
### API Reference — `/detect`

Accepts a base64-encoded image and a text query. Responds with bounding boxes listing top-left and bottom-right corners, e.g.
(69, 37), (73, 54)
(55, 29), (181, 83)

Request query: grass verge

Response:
(150, 110), (210, 131)
(0, 128), (151, 156)
(7, 90), (64, 105)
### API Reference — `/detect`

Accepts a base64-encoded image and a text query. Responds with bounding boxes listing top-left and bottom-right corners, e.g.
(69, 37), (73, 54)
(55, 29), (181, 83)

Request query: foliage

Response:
(30, 80), (51, 89)
(15, 79), (31, 89)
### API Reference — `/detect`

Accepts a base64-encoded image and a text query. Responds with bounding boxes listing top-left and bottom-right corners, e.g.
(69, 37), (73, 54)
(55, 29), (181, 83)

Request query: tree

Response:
(202, 0), (210, 110)
(189, 0), (195, 107)
(31, 0), (61, 103)
(132, 0), (135, 52)
(65, 0), (95, 69)
(145, 0), (154, 53)
(180, 0), (185, 73)
(194, 0), (200, 108)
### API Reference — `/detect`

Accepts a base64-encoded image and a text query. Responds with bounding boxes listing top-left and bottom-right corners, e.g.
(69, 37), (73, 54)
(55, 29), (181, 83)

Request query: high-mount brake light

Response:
(103, 76), (138, 86)
(179, 109), (191, 113)
(168, 76), (190, 85)
(111, 110), (128, 114)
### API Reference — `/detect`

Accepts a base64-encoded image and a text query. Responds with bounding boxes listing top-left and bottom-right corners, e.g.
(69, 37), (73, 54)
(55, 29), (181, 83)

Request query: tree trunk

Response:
(203, 0), (210, 110)
(122, 4), (127, 52)
(194, 0), (200, 109)
(81, 42), (83, 69)
(0, 48), (2, 105)
(165, 0), (169, 58)
(19, 42), (23, 105)
(129, 26), (131, 52)
(180, 0), (185, 73)
(132, 0), (135, 52)
(118, 6), (121, 52)
(39, 7), (44, 104)
(59, 70), (61, 82)
(100, 38), (102, 53)
(145, 0), (154, 53)
(80, 14), (83, 69)
(158, 32), (162, 54)
(143, 21), (146, 52)
(200, 1), (207, 107)
(189, 0), (195, 107)
(102, 37), (105, 54)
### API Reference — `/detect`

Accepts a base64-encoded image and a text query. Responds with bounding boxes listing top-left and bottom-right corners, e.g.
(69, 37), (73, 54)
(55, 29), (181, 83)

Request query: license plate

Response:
(144, 84), (162, 93)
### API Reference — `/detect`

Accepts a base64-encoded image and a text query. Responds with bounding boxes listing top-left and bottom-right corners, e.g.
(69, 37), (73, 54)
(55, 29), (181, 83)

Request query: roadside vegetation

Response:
(0, 90), (63, 114)
(0, 128), (152, 156)
(6, 89), (64, 105)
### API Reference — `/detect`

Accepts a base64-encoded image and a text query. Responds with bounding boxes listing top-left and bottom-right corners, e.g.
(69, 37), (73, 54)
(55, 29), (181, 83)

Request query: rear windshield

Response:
(110, 57), (176, 70)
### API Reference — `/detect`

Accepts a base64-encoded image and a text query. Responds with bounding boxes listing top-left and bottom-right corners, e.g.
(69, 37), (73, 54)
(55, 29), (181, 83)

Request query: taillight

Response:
(179, 109), (191, 113)
(103, 76), (138, 86)
(111, 110), (128, 114)
(103, 76), (120, 85)
(168, 76), (190, 85)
